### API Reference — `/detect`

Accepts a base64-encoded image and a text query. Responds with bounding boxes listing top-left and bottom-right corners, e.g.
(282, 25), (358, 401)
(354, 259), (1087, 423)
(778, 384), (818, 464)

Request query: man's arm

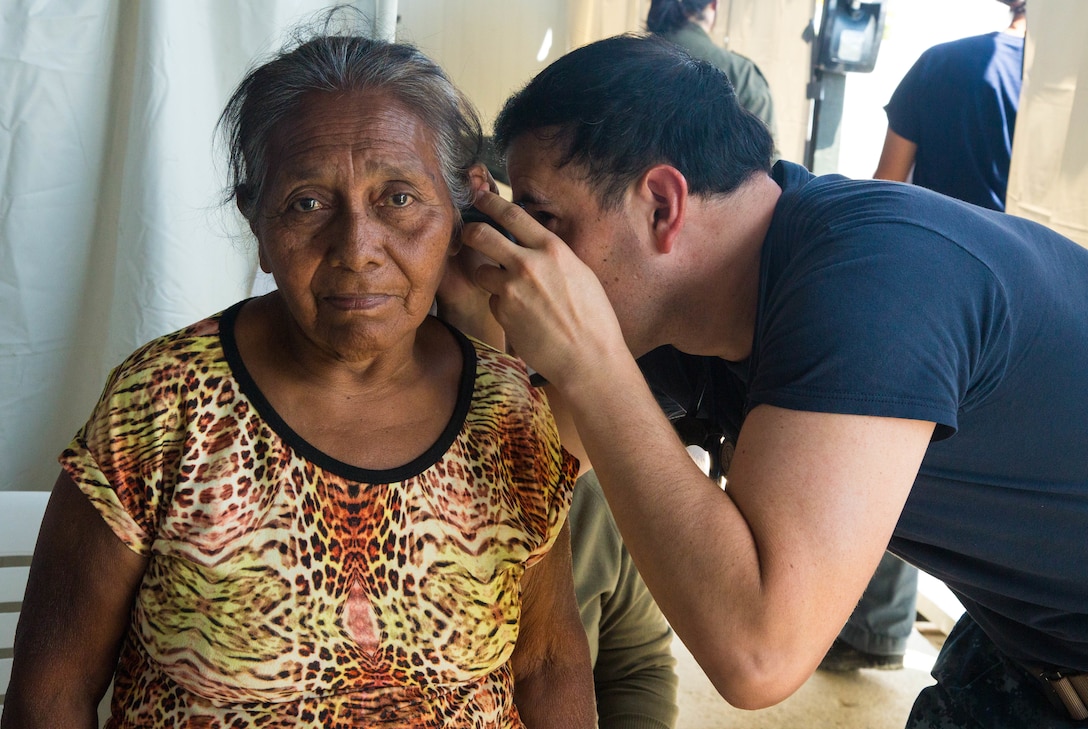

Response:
(464, 192), (935, 709)
(435, 272), (663, 726)
(874, 127), (917, 182)
(569, 365), (933, 709)
(511, 521), (597, 728)
(1, 472), (147, 729)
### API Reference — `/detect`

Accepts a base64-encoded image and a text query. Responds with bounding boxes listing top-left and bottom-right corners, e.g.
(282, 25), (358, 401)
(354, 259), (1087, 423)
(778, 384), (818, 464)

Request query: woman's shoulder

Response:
(466, 337), (548, 412)
(471, 338), (530, 379)
(106, 305), (237, 393)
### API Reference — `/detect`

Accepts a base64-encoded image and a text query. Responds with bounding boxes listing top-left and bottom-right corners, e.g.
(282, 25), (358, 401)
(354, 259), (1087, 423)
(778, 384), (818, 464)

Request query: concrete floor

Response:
(673, 628), (941, 729)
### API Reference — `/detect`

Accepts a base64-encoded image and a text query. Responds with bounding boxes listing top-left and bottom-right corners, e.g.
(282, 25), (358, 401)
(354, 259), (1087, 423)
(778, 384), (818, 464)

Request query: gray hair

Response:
(219, 14), (483, 225)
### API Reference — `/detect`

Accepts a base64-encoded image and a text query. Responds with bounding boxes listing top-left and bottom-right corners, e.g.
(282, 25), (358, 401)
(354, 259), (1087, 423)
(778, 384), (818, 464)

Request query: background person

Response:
(646, 0), (776, 143)
(1, 28), (594, 729)
(568, 470), (680, 729)
(460, 33), (1088, 727)
(874, 0), (1028, 210)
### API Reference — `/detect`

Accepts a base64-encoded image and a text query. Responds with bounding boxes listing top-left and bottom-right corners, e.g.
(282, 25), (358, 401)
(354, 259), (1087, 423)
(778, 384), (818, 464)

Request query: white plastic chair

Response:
(0, 489), (115, 725)
(0, 490), (51, 711)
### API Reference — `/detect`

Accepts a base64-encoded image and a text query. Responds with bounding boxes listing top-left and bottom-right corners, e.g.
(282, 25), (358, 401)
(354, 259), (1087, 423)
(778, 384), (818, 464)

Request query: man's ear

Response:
(638, 165), (688, 255)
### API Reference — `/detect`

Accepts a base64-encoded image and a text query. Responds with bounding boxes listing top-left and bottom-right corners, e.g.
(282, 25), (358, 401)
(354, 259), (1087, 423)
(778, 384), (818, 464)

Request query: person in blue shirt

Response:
(875, 0), (1027, 210)
(457, 33), (1088, 727)
(827, 0), (1031, 676)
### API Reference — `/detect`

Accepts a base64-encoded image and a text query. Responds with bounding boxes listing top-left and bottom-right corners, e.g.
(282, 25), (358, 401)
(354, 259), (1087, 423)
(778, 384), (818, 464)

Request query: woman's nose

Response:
(327, 210), (385, 270)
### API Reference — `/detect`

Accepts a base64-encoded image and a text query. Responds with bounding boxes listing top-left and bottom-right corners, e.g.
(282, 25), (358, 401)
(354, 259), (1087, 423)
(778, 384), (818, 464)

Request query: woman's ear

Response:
(239, 193), (273, 272)
(257, 242), (273, 274)
(467, 162), (500, 196)
(639, 165), (688, 255)
(447, 232), (463, 257)
(236, 185), (261, 238)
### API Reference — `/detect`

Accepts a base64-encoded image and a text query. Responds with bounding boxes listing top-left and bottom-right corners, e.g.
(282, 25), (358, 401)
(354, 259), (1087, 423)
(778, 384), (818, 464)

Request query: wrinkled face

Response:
(505, 133), (651, 354)
(253, 90), (457, 361)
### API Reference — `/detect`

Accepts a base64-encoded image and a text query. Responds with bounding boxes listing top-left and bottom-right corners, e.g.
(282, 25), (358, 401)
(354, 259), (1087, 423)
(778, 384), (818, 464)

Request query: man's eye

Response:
(532, 210), (555, 227)
(291, 198), (322, 212)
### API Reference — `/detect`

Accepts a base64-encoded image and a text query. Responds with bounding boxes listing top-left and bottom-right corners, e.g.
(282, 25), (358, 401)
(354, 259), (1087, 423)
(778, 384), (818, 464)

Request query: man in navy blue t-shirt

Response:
(832, 0), (1029, 676)
(460, 34), (1088, 727)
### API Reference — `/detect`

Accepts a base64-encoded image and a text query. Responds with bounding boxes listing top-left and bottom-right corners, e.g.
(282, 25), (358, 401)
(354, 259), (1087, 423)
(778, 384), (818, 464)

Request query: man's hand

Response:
(435, 168), (508, 348)
(460, 190), (629, 394)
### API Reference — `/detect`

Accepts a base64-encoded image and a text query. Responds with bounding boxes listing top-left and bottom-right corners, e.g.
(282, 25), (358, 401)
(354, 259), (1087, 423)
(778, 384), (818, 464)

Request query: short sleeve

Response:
(58, 327), (210, 555)
(520, 386), (579, 568)
(468, 346), (579, 569)
(750, 218), (1012, 439)
(884, 52), (929, 143)
(60, 369), (159, 555)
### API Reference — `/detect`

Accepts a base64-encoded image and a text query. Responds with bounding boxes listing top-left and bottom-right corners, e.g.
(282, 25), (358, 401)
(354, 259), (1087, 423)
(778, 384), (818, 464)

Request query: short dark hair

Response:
(218, 9), (482, 225)
(646, 0), (714, 35)
(493, 34), (773, 210)
(998, 0), (1027, 16)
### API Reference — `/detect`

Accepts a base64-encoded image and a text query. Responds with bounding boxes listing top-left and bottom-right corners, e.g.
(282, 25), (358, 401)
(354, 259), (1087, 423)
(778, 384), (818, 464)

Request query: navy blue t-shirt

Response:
(642, 160), (1088, 672)
(755, 161), (1088, 671)
(885, 31), (1023, 211)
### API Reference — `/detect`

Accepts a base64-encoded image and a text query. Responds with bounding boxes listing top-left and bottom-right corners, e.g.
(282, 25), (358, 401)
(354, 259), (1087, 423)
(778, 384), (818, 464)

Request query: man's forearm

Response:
(562, 350), (932, 709)
(563, 357), (776, 704)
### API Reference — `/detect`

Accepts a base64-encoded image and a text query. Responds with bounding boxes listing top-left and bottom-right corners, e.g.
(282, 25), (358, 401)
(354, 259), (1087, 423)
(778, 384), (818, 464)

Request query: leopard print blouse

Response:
(60, 301), (577, 728)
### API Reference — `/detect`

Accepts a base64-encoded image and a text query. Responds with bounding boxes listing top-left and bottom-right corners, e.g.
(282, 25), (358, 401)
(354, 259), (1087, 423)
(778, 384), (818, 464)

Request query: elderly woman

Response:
(1, 30), (594, 729)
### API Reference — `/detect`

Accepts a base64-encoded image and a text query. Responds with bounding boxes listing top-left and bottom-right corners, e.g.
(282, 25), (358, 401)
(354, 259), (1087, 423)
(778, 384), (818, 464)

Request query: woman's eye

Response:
(290, 197), (322, 212)
(387, 192), (412, 208)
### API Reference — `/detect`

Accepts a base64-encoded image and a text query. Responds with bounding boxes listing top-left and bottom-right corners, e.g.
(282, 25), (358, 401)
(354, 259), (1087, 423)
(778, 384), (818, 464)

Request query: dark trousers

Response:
(840, 552), (918, 656)
(907, 614), (1085, 728)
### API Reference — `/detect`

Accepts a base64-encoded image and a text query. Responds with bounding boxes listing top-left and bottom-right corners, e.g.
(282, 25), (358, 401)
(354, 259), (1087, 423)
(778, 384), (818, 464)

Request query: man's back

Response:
(756, 161), (1088, 671)
(883, 31), (1024, 210)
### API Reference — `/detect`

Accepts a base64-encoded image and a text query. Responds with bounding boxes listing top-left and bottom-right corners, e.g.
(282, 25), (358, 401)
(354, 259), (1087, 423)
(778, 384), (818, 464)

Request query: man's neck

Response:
(665, 174), (781, 362)
(691, 5), (716, 36)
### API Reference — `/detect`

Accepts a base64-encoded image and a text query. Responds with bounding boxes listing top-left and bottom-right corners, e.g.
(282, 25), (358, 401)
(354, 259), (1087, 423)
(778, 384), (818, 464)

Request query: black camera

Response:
(460, 207), (517, 243)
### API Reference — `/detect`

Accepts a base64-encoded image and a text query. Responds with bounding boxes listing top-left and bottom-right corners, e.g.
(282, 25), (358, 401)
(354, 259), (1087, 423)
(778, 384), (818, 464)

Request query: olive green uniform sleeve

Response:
(662, 22), (778, 148)
(569, 471), (679, 729)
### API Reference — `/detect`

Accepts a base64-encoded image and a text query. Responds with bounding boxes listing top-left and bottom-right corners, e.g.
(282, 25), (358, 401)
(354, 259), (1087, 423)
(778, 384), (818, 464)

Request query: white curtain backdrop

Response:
(1, 1), (374, 493)
(3, 0), (1085, 496)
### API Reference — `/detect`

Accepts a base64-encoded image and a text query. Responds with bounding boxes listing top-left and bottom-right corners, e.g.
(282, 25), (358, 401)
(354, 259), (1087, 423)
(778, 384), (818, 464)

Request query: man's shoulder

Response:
(767, 169), (994, 261)
(914, 31), (1008, 71)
